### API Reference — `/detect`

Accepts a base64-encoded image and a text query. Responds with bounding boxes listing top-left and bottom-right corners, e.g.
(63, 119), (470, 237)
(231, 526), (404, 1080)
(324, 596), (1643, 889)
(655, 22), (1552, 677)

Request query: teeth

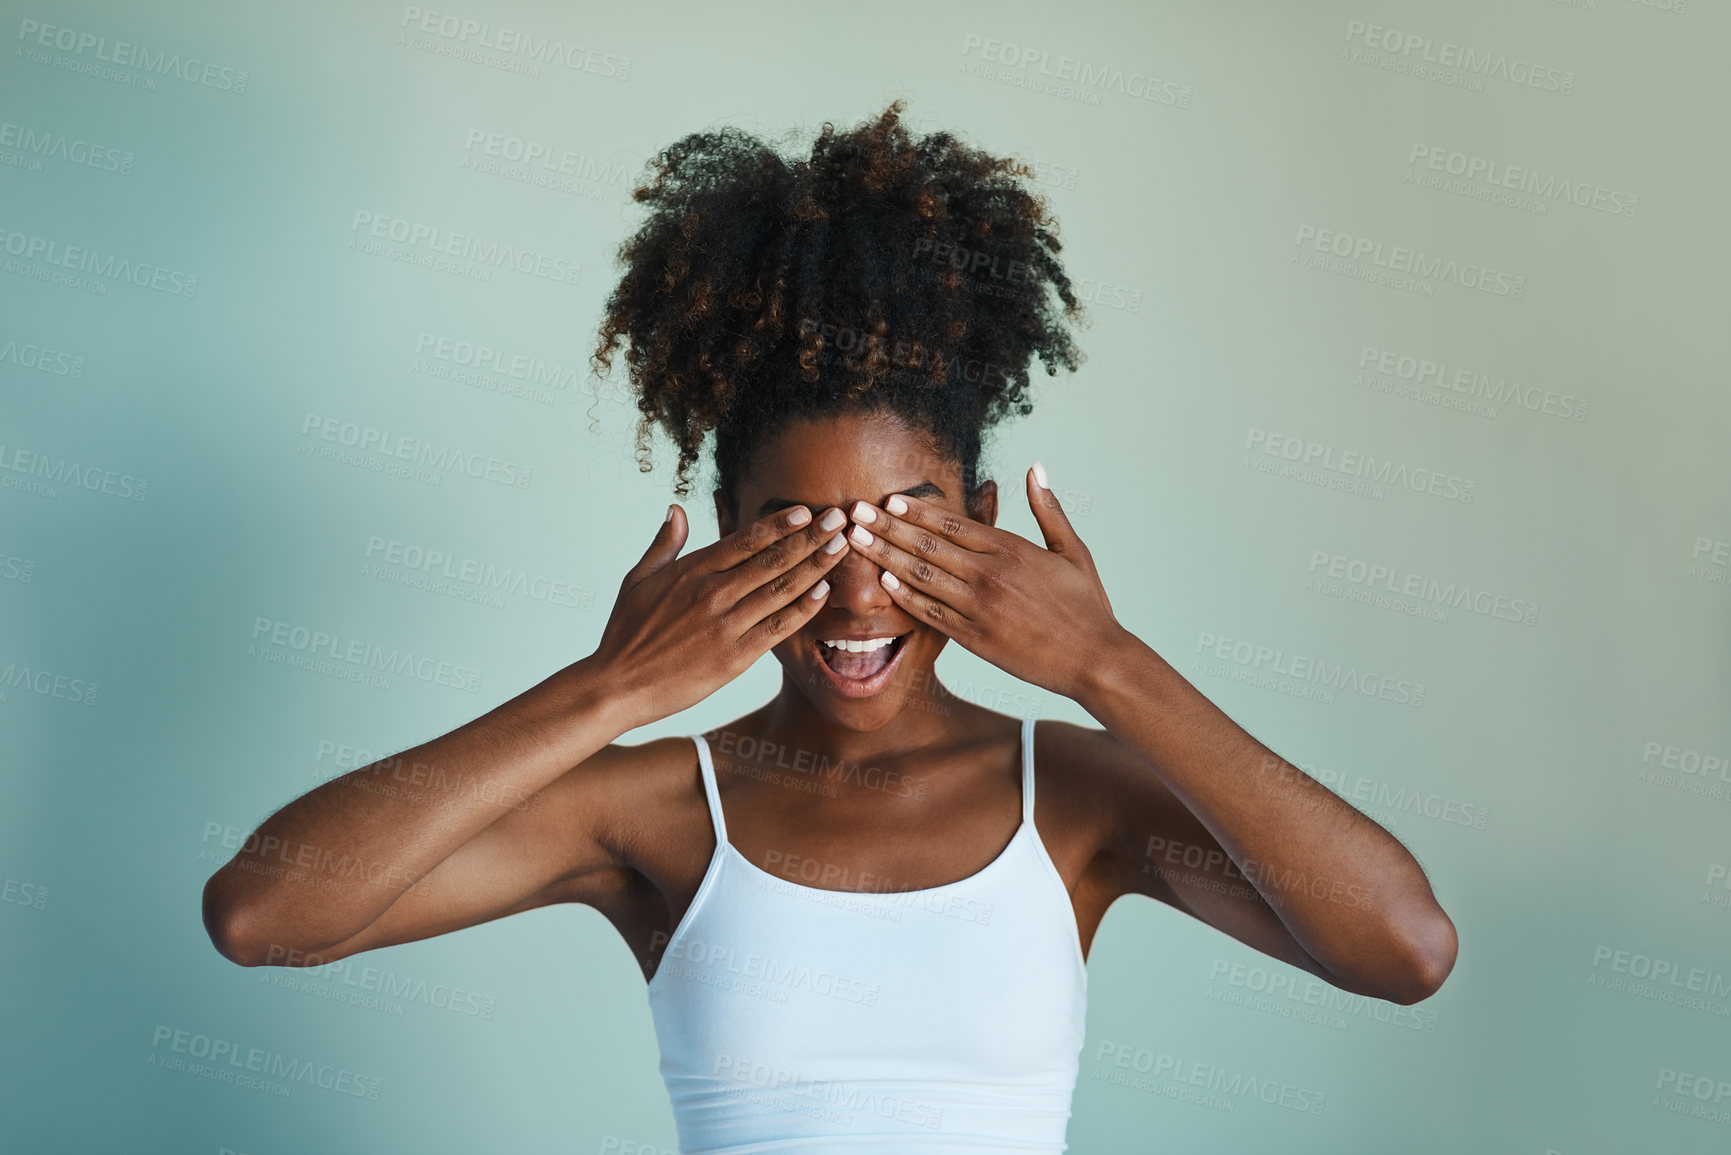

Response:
(821, 636), (898, 653)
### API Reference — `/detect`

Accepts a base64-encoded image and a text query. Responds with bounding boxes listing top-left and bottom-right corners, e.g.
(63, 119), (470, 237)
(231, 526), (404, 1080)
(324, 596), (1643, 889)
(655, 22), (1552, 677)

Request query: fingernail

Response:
(850, 501), (876, 524)
(1032, 461), (1049, 490)
(822, 532), (846, 555)
(885, 495), (908, 516)
(819, 507), (846, 531)
(850, 524), (874, 547)
(880, 570), (901, 591)
(664, 504), (676, 523)
(809, 579), (830, 599)
(788, 506), (812, 526)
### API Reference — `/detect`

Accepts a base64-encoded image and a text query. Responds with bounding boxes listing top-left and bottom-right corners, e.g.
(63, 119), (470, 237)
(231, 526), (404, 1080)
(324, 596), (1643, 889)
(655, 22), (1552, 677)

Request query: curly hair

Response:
(588, 99), (1086, 514)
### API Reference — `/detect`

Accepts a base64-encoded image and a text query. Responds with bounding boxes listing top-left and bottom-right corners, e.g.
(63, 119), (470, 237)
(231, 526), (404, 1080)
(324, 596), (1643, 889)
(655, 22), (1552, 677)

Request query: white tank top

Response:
(646, 716), (1089, 1154)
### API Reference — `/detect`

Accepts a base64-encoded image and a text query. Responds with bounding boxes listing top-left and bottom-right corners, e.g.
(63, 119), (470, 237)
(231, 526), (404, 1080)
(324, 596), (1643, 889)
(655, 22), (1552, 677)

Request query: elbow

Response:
(1379, 907), (1458, 1005)
(202, 876), (273, 968)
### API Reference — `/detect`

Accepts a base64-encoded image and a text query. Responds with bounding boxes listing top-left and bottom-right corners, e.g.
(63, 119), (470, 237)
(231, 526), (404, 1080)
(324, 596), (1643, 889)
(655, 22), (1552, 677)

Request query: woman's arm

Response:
(842, 470), (1457, 1004)
(201, 657), (634, 966)
(202, 501), (854, 966)
(1076, 638), (1457, 1005)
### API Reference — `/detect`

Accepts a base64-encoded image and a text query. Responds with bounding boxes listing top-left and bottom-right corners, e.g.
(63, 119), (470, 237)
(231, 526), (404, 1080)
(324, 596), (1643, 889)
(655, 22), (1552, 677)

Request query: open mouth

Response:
(810, 631), (912, 697)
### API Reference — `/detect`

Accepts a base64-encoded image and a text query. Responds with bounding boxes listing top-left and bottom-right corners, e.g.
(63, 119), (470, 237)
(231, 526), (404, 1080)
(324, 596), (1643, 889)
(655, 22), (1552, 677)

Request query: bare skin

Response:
(203, 410), (1457, 1006)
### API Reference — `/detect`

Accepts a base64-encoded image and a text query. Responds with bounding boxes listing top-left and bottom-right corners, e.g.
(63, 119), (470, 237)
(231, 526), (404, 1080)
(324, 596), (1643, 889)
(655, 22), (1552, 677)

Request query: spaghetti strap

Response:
(1021, 715), (1036, 826)
(687, 734), (728, 841)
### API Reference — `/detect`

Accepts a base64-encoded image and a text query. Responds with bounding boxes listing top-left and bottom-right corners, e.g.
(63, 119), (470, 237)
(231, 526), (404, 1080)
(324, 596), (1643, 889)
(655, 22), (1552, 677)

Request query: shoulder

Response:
(1031, 717), (1186, 854)
(537, 733), (707, 863)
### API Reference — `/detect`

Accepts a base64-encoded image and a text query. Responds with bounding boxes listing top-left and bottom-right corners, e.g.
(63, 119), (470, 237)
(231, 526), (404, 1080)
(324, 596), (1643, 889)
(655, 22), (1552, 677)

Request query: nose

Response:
(825, 546), (894, 613)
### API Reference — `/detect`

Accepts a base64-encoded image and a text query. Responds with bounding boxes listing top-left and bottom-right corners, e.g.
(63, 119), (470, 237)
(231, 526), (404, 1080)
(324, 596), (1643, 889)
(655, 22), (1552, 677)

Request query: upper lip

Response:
(813, 629), (911, 641)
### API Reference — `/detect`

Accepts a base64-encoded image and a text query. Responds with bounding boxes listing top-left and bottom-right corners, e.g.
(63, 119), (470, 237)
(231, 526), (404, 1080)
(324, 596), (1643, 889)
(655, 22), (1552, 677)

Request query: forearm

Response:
(1079, 630), (1456, 1000)
(203, 656), (636, 952)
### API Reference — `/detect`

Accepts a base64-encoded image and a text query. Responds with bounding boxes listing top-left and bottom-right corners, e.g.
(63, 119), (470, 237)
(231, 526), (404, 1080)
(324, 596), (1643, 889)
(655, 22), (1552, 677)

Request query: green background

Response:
(2, 0), (1727, 1151)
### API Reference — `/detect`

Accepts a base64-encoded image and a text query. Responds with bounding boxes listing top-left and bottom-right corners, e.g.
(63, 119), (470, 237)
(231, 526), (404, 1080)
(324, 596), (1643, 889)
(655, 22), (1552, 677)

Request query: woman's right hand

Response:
(589, 503), (851, 729)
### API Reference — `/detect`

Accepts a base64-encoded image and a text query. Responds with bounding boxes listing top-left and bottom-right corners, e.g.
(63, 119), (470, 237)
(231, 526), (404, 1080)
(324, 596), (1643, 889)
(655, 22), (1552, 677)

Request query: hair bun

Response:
(590, 99), (1084, 500)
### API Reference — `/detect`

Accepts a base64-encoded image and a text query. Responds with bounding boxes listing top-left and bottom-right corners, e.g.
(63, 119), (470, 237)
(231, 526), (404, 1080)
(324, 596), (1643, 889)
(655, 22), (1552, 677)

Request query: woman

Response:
(203, 101), (1456, 1153)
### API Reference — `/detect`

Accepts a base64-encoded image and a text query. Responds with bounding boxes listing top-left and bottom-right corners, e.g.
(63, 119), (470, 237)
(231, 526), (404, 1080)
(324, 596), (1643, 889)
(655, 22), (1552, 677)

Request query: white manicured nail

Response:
(1032, 461), (1050, 490)
(809, 579), (830, 599)
(822, 532), (846, 555)
(880, 571), (901, 591)
(885, 495), (908, 516)
(850, 525), (874, 547)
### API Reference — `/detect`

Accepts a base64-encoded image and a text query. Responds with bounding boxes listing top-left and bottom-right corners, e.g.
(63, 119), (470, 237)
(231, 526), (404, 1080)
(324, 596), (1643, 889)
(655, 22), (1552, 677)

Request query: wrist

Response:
(548, 655), (651, 737)
(1073, 625), (1154, 714)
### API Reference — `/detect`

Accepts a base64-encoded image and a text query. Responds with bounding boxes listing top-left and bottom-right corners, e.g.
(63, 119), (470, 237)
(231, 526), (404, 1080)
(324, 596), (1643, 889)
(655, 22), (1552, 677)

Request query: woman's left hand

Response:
(845, 464), (1128, 702)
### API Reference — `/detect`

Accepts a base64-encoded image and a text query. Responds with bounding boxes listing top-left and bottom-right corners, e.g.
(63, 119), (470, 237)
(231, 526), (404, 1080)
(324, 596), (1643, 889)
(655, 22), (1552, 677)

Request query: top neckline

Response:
(725, 821), (1030, 898)
(692, 717), (1034, 898)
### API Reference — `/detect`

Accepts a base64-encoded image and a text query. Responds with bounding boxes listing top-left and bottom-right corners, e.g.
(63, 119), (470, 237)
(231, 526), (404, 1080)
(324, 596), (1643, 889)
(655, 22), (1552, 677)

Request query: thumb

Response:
(622, 503), (688, 587)
(1026, 462), (1082, 558)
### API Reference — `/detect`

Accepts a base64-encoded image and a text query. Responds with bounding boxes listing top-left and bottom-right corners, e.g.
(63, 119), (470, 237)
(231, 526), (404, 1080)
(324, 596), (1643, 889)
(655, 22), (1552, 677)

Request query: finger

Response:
(688, 504), (818, 575)
(713, 506), (847, 597)
(857, 493), (1001, 555)
(844, 520), (973, 610)
(733, 529), (855, 637)
(875, 564), (972, 638)
(848, 498), (984, 580)
(737, 543), (858, 651)
(1026, 462), (1086, 559)
(620, 503), (689, 588)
